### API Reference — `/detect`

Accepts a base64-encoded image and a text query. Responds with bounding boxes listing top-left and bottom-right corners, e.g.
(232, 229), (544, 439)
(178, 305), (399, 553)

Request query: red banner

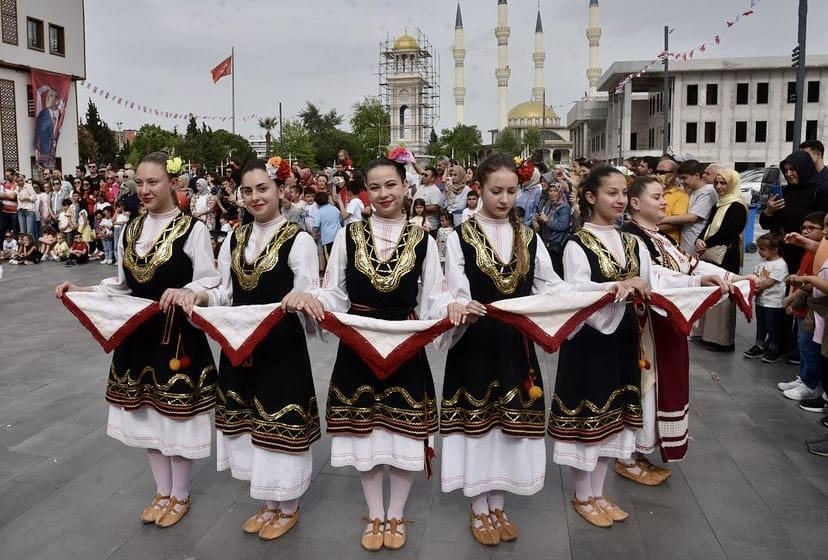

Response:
(210, 54), (232, 83)
(31, 69), (72, 169)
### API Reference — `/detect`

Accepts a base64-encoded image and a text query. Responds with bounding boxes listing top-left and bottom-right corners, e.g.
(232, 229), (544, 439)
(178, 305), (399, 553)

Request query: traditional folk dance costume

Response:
(316, 215), (449, 549)
(205, 216), (320, 537)
(94, 208), (219, 525)
(440, 214), (563, 544)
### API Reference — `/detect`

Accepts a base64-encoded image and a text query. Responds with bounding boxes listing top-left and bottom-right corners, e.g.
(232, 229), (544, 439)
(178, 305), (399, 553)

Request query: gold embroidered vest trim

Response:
(574, 229), (640, 281)
(460, 217), (532, 295)
(124, 213), (192, 284)
(231, 222), (299, 291)
(351, 221), (424, 293)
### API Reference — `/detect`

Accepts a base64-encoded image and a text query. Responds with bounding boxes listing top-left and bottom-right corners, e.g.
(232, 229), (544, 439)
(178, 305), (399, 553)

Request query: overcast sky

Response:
(80, 0), (828, 142)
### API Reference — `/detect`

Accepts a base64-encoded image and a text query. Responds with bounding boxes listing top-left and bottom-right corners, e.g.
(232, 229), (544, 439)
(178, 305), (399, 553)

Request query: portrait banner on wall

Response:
(31, 69), (71, 169)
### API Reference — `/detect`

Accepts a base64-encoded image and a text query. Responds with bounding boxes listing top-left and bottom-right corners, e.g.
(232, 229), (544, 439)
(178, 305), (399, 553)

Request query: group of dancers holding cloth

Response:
(56, 151), (754, 550)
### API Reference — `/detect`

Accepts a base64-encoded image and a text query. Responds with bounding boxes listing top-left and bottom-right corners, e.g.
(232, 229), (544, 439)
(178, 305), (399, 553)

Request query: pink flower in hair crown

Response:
(388, 146), (414, 164)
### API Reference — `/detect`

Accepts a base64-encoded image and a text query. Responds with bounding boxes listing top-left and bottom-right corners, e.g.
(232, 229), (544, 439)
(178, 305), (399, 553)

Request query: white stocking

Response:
(571, 466), (593, 501)
(170, 455), (193, 504)
(359, 466), (385, 521)
(487, 491), (505, 512)
(387, 468), (414, 520)
(590, 457), (611, 498)
(471, 494), (489, 516)
(147, 449), (172, 497)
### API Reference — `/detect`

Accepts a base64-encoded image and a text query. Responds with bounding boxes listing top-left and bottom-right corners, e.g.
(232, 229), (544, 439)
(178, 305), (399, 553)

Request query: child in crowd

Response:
(436, 212), (454, 268)
(50, 233), (70, 261)
(113, 202), (130, 250)
(1, 230), (18, 260)
(10, 234), (41, 264)
(90, 210), (104, 259)
(65, 236), (89, 266)
(461, 190), (479, 223)
(408, 198), (427, 229)
(39, 225), (56, 258)
(743, 233), (789, 363)
(219, 216), (232, 233)
(98, 207), (115, 265)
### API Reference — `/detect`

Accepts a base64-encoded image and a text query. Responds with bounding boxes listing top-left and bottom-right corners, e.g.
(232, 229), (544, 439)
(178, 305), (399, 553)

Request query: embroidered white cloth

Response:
(191, 303), (286, 366)
(61, 292), (160, 352)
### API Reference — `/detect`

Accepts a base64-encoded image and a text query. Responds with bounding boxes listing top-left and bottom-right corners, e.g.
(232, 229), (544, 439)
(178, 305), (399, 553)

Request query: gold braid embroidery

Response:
(460, 217), (533, 295)
(230, 222), (300, 291)
(574, 229), (640, 281)
(123, 213), (192, 284)
(351, 221), (424, 293)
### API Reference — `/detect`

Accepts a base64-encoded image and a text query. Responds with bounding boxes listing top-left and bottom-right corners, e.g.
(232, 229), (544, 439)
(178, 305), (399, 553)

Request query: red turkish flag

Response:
(210, 54), (233, 83)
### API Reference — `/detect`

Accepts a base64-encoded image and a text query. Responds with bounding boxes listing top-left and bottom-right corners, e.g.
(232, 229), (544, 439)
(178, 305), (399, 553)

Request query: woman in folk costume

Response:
(284, 156), (452, 552)
(548, 166), (654, 528)
(439, 154), (567, 546)
(55, 152), (220, 527)
(181, 159), (320, 540)
(695, 169), (749, 351)
(619, 176), (752, 485)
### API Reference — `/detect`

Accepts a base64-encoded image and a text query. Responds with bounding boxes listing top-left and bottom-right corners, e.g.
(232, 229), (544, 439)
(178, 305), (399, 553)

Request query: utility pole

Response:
(662, 25), (670, 155)
(792, 0), (808, 151)
(278, 102), (283, 154)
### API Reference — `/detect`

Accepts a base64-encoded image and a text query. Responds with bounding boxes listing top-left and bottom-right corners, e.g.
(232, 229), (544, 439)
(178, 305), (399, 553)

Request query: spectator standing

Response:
(413, 167), (444, 232)
(655, 159), (688, 245)
(663, 161), (719, 254)
(0, 172), (18, 234)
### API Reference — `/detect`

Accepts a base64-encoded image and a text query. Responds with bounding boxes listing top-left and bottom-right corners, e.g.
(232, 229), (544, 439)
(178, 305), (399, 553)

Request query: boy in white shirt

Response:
(1, 230), (18, 260)
(460, 190), (480, 223)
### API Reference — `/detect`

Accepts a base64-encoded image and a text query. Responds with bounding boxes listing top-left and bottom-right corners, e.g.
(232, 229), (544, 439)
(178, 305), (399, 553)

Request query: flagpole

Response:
(231, 47), (236, 134)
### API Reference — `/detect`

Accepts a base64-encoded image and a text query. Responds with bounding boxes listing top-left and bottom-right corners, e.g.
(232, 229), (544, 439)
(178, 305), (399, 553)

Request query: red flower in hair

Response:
(276, 160), (291, 181)
(517, 160), (535, 184)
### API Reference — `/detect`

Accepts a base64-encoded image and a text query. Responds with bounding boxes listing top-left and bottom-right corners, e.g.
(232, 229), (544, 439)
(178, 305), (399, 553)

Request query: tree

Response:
(495, 127), (521, 156)
(258, 116), (278, 156)
(299, 102), (343, 136)
(82, 99), (118, 165)
(279, 119), (317, 169)
(298, 101), (352, 166)
(437, 124), (482, 164)
(522, 127), (542, 153)
(77, 124), (98, 165)
(426, 128), (440, 157)
(350, 97), (390, 167)
(125, 124), (179, 167)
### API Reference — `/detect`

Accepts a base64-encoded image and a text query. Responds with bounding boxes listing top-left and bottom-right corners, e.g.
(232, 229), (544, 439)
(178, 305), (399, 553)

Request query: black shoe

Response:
(761, 349), (781, 363)
(784, 352), (801, 365)
(799, 397), (828, 413)
(821, 416), (828, 429)
(703, 342), (735, 353)
(743, 345), (765, 359)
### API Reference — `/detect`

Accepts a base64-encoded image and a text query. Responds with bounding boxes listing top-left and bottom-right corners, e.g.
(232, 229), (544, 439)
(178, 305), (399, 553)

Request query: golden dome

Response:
(508, 101), (558, 121)
(393, 34), (419, 51)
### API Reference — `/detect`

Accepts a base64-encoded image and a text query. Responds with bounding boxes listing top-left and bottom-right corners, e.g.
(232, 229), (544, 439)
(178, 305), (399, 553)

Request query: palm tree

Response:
(258, 116), (278, 156)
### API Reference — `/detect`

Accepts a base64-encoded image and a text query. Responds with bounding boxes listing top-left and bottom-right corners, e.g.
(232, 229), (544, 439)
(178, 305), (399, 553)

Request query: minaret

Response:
(453, 3), (467, 125)
(495, 0), (511, 130)
(532, 8), (545, 103)
(586, 0), (602, 97)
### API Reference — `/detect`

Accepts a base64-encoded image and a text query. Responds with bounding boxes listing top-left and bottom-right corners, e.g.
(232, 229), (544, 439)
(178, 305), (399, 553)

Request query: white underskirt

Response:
(440, 428), (545, 497)
(106, 405), (212, 459)
(216, 432), (312, 501)
(635, 389), (657, 455)
(552, 426), (636, 472)
(330, 428), (429, 472)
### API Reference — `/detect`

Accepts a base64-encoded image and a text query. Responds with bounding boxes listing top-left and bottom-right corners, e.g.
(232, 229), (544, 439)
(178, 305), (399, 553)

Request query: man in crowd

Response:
(636, 156), (660, 177)
(656, 158), (688, 245)
(659, 160), (719, 254)
(800, 140), (828, 188)
(413, 167), (443, 233)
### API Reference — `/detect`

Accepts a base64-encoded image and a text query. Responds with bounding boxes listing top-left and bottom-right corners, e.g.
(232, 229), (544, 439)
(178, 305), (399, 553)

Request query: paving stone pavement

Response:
(0, 258), (826, 560)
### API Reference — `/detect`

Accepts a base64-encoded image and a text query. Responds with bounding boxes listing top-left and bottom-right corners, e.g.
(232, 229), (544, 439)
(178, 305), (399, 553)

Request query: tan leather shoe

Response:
(141, 494), (169, 524)
(470, 509), (500, 546)
(383, 517), (412, 550)
(361, 517), (384, 551)
(636, 457), (672, 481)
(156, 496), (190, 528)
(571, 497), (612, 528)
(614, 459), (664, 486)
(258, 508), (299, 540)
(490, 508), (518, 542)
(243, 505), (278, 534)
(594, 496), (629, 522)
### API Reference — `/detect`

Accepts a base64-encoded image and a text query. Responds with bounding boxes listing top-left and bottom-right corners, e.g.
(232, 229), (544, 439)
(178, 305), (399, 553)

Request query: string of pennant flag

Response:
(78, 79), (264, 122)
(613, 0), (761, 93)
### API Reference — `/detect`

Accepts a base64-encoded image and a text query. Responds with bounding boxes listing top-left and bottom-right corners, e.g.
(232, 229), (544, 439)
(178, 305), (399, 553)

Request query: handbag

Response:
(700, 244), (727, 265)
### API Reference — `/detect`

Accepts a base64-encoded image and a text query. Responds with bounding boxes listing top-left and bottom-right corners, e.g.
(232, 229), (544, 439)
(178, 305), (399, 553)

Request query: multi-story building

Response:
(0, 0), (85, 175)
(568, 55), (828, 170)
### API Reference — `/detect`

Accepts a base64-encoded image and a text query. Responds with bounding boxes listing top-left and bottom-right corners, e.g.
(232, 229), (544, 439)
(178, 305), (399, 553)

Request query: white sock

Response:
(386, 467), (414, 520)
(359, 466), (385, 522)
(590, 457), (611, 498)
(280, 499), (298, 515)
(170, 455), (193, 505)
(471, 494), (489, 516)
(487, 491), (505, 512)
(571, 467), (593, 501)
(261, 500), (278, 520)
(147, 449), (172, 497)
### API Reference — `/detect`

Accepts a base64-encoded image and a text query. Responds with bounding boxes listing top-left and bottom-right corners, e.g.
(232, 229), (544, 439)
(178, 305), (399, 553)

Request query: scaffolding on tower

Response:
(378, 28), (440, 156)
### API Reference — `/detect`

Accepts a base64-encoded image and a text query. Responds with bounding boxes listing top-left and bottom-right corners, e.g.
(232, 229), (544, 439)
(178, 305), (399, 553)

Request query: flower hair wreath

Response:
(166, 156), (186, 175)
(388, 146), (415, 164)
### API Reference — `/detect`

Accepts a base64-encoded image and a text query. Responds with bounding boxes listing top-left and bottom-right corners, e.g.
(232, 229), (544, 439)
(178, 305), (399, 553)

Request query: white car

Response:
(739, 168), (764, 206)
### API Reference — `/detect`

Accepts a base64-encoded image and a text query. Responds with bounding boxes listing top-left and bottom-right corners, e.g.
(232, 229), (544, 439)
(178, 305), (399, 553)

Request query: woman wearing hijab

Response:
(694, 169), (748, 351)
(441, 164), (472, 227)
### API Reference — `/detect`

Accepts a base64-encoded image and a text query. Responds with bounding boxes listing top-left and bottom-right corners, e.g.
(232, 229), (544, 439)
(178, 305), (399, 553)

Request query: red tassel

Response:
(424, 442), (435, 479)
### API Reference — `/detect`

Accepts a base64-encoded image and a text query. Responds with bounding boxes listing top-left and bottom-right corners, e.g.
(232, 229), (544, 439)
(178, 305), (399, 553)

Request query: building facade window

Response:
(686, 84), (698, 106)
(630, 132), (637, 150)
(806, 120), (818, 141)
(648, 127), (655, 149)
(0, 79), (20, 172)
(26, 85), (35, 117)
(706, 84), (718, 105)
(48, 24), (64, 56)
(736, 83), (749, 105)
(788, 81), (797, 103)
(808, 80), (820, 103)
(26, 16), (43, 50)
(685, 122), (697, 143)
(755, 121), (767, 143)
(785, 121), (794, 143)
(735, 121), (747, 143)
(704, 122), (716, 143)
(1, 0), (17, 45)
(756, 82), (769, 104)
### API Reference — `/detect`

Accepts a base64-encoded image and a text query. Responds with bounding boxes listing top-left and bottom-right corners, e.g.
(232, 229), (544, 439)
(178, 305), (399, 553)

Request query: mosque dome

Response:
(393, 34), (419, 51)
(507, 101), (558, 122)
